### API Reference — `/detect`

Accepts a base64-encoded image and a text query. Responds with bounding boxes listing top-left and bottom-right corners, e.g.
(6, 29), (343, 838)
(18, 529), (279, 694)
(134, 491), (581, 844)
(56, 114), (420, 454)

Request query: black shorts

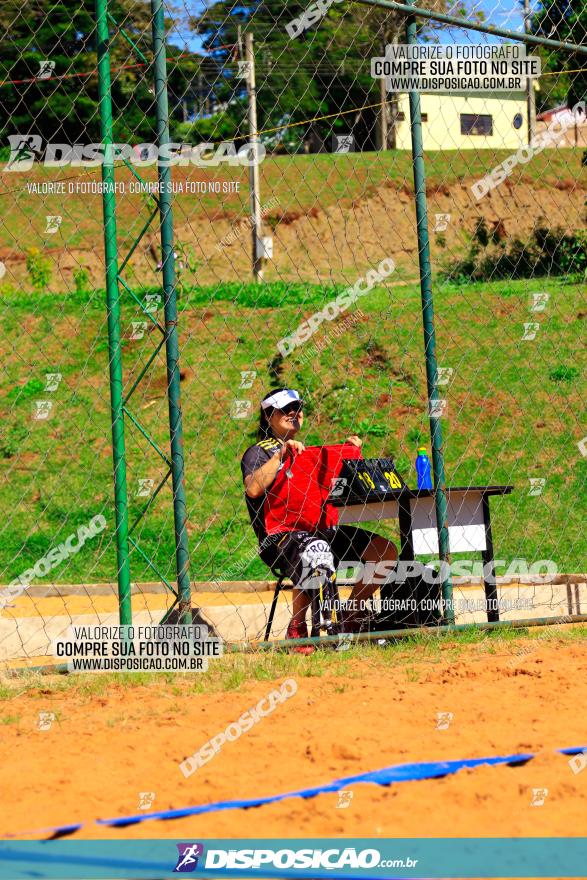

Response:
(259, 526), (376, 589)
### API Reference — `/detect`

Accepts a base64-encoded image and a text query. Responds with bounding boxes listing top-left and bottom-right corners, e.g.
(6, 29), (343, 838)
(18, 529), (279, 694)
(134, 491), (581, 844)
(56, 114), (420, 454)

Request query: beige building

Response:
(393, 91), (528, 151)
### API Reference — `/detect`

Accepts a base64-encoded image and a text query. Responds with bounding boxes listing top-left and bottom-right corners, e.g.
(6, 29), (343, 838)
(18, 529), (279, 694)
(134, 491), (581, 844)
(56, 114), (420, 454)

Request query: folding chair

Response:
(264, 568), (288, 641)
(264, 566), (342, 642)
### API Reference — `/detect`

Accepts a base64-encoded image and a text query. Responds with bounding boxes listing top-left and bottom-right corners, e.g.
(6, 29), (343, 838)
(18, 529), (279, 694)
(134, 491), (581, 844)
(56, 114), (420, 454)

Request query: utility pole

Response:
(378, 35), (400, 150)
(245, 32), (263, 281)
(198, 72), (204, 118)
(377, 39), (390, 150)
(389, 34), (400, 149)
(378, 70), (388, 150)
(523, 0), (536, 144)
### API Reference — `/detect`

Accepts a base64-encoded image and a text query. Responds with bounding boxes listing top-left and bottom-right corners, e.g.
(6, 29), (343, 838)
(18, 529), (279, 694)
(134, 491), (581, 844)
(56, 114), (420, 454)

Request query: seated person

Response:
(240, 387), (397, 653)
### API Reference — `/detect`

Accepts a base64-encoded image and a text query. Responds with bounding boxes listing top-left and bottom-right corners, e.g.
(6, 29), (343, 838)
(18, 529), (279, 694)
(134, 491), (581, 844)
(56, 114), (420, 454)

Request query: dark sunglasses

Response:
(276, 403), (304, 415)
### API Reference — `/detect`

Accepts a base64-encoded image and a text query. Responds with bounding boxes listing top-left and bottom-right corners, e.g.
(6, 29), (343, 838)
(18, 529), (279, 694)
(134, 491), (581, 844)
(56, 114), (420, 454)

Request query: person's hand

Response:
(345, 435), (362, 448)
(279, 439), (305, 460)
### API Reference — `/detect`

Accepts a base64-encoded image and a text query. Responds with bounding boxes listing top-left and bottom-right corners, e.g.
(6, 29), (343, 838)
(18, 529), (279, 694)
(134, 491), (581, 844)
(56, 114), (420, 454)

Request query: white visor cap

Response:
(261, 389), (303, 411)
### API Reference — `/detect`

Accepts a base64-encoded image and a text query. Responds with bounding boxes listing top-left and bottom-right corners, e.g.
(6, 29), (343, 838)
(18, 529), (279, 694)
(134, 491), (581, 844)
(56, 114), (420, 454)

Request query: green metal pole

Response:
(406, 15), (454, 625)
(95, 0), (132, 626)
(151, 0), (192, 624)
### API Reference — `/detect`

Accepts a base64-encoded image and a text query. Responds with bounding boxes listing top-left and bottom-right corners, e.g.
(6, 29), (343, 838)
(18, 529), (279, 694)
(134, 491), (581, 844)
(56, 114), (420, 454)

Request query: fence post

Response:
(151, 0), (193, 624)
(245, 32), (263, 281)
(405, 15), (454, 624)
(523, 0), (537, 145)
(95, 0), (132, 626)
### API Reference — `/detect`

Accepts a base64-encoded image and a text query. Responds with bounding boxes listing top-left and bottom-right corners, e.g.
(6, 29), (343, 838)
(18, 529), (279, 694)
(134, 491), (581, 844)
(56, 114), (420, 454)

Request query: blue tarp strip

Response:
(98, 753), (533, 827)
(25, 744), (582, 839)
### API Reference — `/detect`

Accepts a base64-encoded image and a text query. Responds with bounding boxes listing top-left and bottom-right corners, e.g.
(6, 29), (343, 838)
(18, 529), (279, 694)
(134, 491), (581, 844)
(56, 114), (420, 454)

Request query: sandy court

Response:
(1, 636), (586, 842)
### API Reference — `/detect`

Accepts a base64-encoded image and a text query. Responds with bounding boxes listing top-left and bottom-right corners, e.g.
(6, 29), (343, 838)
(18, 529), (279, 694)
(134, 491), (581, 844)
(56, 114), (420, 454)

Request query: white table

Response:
(332, 485), (513, 622)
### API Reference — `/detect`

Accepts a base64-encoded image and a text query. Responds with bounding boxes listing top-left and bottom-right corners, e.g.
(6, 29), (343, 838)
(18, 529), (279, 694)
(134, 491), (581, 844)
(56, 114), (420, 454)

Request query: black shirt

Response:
(240, 436), (283, 543)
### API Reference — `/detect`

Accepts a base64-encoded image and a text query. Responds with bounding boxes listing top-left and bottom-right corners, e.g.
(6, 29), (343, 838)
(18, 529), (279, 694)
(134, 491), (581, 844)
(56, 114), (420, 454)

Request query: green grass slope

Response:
(1, 274), (585, 587)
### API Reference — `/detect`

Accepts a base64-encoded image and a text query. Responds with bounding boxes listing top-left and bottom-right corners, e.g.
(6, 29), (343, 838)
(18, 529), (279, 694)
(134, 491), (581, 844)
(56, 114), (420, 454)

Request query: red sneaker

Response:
(285, 620), (315, 655)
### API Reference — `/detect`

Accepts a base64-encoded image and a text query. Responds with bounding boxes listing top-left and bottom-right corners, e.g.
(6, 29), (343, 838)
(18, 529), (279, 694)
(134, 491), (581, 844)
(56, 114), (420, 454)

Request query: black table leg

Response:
(377, 492), (416, 630)
(481, 494), (500, 622)
(398, 493), (415, 564)
(379, 492), (414, 606)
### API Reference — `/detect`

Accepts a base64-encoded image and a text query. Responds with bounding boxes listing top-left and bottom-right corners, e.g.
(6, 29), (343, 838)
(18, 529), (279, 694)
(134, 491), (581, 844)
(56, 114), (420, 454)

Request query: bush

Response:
(443, 222), (587, 282)
(7, 377), (44, 402)
(407, 427), (425, 445)
(171, 113), (239, 144)
(26, 247), (52, 292)
(549, 365), (579, 382)
(0, 424), (28, 459)
(73, 267), (90, 294)
(356, 419), (387, 437)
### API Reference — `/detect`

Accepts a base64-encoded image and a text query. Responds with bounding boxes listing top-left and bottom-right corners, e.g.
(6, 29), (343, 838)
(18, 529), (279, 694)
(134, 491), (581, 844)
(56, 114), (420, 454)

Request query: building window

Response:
(396, 112), (427, 122)
(460, 113), (493, 136)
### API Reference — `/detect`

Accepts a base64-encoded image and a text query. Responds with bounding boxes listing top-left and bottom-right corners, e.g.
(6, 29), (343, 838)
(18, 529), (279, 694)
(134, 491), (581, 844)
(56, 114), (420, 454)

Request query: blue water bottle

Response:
(415, 447), (433, 489)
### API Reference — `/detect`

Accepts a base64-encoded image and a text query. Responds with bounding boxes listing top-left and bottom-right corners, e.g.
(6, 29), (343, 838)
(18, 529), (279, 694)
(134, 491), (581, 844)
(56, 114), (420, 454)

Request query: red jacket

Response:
(263, 443), (362, 535)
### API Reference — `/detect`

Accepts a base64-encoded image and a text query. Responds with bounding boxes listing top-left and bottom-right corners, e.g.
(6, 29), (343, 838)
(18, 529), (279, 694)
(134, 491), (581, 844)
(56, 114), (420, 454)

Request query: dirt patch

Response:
(1, 180), (585, 293)
(195, 179), (586, 286)
(1, 639), (586, 840)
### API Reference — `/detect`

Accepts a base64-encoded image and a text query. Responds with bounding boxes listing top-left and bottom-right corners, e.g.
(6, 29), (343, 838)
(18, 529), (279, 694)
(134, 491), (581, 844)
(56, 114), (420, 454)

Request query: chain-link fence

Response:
(0, 0), (585, 665)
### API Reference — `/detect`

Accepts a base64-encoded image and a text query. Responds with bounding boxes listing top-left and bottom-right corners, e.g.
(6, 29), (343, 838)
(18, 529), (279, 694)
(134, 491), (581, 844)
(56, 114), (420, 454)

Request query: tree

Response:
(531, 0), (586, 110)
(0, 0), (204, 146)
(187, 0), (472, 152)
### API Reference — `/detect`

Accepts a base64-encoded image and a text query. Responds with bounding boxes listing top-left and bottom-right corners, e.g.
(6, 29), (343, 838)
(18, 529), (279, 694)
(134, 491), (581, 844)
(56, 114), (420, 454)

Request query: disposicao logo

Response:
(174, 843), (204, 872)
